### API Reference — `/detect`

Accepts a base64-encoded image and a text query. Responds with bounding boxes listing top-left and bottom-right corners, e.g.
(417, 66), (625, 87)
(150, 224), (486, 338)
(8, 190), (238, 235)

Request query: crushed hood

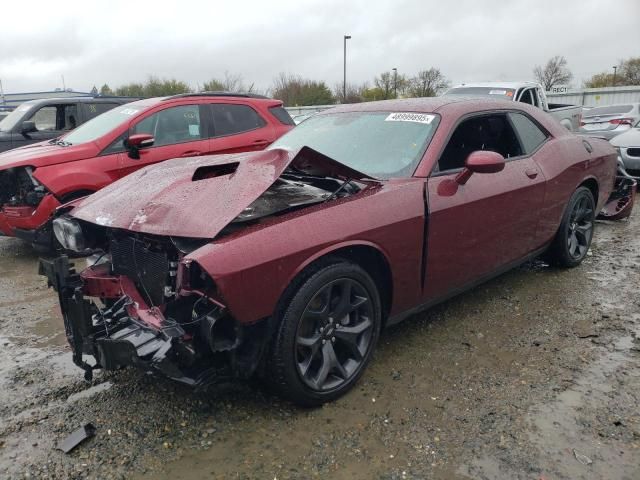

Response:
(0, 140), (98, 171)
(71, 147), (377, 238)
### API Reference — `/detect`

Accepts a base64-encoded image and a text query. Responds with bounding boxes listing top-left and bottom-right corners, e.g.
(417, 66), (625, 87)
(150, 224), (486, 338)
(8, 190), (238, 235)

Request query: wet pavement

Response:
(0, 211), (638, 479)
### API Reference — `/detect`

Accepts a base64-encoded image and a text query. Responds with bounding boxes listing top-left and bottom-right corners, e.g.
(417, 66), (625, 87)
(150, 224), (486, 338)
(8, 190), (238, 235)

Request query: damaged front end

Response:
(0, 166), (58, 243)
(39, 231), (269, 387)
(40, 147), (372, 385)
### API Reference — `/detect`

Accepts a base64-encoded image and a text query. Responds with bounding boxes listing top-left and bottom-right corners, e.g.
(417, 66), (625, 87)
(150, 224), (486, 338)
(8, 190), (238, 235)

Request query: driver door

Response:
(423, 112), (545, 302)
(118, 104), (210, 178)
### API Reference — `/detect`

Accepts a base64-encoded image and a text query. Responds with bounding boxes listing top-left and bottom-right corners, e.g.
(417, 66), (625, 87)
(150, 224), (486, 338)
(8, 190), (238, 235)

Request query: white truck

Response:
(445, 82), (582, 131)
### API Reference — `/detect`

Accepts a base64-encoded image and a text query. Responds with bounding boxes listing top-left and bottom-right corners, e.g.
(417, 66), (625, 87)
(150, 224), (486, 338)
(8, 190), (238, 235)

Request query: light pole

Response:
(392, 67), (398, 98)
(343, 35), (351, 103)
(612, 66), (618, 86)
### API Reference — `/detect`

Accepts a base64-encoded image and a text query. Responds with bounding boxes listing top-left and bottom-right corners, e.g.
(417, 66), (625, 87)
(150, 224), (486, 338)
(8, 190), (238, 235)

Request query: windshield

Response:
(0, 103), (35, 132)
(62, 104), (147, 145)
(447, 87), (516, 100)
(269, 111), (439, 179)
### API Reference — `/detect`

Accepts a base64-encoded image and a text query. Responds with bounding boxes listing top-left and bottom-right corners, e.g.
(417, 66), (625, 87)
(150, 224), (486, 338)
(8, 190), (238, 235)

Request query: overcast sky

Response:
(1, 0), (639, 94)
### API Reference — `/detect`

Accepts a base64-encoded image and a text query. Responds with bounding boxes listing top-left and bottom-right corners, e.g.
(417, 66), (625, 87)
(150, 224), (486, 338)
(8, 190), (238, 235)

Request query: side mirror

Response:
(455, 150), (505, 185)
(124, 133), (154, 160)
(21, 121), (37, 134)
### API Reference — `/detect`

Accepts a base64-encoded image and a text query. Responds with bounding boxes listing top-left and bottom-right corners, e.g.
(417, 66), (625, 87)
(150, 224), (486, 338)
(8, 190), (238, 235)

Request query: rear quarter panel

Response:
(188, 179), (426, 325)
(534, 135), (616, 248)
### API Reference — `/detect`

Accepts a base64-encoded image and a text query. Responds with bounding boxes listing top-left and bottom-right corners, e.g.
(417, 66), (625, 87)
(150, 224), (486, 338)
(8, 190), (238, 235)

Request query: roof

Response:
(316, 96), (520, 115)
(449, 81), (540, 90)
(163, 92), (270, 101)
(19, 96), (134, 106)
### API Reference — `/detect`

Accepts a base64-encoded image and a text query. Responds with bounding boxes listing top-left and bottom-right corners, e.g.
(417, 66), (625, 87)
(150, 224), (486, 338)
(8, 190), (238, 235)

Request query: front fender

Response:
(187, 180), (426, 325)
(33, 167), (114, 198)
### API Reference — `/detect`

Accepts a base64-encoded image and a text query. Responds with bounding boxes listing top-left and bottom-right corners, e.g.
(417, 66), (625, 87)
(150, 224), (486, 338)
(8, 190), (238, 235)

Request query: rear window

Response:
(585, 105), (633, 116)
(211, 104), (266, 136)
(446, 87), (516, 99)
(269, 105), (295, 126)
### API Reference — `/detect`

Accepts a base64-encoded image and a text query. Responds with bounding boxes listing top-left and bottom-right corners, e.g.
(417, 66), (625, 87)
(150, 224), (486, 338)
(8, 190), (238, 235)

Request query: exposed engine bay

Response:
(0, 166), (47, 207)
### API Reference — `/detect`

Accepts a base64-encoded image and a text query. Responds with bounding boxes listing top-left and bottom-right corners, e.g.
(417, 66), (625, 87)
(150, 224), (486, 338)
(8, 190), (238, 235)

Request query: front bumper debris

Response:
(39, 255), (267, 387)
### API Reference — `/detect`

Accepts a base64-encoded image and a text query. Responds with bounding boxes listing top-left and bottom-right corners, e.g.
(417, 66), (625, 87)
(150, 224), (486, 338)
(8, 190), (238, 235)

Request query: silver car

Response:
(579, 103), (640, 140)
(610, 119), (640, 177)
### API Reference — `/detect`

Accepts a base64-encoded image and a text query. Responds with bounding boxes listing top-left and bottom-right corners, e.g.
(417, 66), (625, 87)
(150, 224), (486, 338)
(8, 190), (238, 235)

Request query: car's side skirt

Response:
(385, 243), (551, 327)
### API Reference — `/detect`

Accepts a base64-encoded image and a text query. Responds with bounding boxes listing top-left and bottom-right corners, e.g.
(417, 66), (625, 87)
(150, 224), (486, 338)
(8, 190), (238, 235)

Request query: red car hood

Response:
(0, 141), (98, 170)
(71, 147), (376, 239)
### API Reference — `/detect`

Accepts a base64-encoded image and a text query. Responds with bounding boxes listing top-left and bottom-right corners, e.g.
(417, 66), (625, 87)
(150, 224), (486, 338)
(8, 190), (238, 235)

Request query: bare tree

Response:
(533, 56), (573, 91)
(333, 82), (368, 103)
(408, 68), (450, 97)
(202, 72), (253, 92)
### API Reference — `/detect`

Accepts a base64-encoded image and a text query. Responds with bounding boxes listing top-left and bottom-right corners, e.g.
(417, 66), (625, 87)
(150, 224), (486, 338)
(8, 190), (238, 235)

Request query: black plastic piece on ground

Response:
(58, 423), (96, 453)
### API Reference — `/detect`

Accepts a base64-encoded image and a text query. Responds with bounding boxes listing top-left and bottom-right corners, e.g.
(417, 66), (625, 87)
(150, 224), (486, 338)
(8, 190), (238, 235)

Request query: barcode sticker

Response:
(385, 112), (435, 124)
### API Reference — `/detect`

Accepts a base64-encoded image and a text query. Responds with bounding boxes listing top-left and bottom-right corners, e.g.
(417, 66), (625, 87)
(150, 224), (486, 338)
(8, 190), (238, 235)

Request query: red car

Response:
(41, 97), (616, 406)
(0, 93), (294, 250)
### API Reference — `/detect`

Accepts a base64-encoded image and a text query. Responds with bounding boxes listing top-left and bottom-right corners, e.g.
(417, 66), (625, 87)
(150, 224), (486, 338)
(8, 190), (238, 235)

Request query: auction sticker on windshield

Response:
(385, 112), (435, 124)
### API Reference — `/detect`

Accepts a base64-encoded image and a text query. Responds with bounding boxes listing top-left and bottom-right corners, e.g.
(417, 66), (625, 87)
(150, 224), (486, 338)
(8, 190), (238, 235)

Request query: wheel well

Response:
(580, 179), (599, 204)
(323, 245), (393, 324)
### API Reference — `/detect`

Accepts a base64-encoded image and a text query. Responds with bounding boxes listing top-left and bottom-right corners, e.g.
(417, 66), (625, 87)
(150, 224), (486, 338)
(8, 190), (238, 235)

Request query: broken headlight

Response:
(53, 216), (86, 252)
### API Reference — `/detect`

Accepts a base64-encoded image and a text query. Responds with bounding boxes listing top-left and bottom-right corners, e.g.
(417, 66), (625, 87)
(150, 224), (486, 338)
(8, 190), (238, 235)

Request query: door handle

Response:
(525, 168), (539, 179)
(253, 139), (270, 147)
(180, 151), (202, 157)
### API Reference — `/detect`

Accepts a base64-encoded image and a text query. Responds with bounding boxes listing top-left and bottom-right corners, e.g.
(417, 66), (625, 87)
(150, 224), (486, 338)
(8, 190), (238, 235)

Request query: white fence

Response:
(546, 86), (640, 107)
(285, 86), (640, 114)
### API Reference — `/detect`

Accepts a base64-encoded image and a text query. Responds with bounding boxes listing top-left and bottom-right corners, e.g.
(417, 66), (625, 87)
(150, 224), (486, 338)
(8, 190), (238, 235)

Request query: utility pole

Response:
(62, 75), (66, 91)
(0, 79), (5, 105)
(392, 67), (398, 98)
(343, 35), (351, 103)
(612, 66), (617, 86)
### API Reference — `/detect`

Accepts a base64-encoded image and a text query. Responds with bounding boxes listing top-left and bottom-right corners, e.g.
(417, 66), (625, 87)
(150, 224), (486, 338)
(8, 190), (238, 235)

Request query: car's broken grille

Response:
(111, 237), (168, 306)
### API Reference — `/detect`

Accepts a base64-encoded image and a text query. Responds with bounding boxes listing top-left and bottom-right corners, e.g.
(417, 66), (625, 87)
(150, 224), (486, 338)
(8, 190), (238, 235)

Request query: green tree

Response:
(99, 84), (114, 96)
(271, 73), (334, 106)
(583, 73), (614, 88)
(584, 57), (640, 88)
(361, 87), (386, 102)
(114, 76), (191, 97)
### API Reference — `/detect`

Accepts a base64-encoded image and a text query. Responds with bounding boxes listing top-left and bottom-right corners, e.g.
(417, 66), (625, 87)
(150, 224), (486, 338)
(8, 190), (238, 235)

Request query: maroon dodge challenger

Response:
(41, 97), (616, 406)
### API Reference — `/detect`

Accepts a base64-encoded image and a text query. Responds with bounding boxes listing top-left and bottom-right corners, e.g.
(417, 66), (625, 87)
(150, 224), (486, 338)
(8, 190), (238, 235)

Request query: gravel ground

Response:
(0, 211), (638, 480)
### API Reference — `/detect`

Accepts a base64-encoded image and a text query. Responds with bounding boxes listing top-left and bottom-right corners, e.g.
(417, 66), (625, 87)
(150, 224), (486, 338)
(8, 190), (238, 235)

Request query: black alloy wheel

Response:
(295, 278), (374, 391)
(567, 194), (594, 260)
(265, 259), (382, 406)
(548, 186), (595, 267)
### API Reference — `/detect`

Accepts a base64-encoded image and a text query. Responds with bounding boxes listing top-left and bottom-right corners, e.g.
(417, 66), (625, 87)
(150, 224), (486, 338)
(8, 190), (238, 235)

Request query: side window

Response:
(132, 105), (203, 147)
(437, 114), (523, 172)
(85, 103), (118, 120)
(508, 113), (548, 154)
(518, 89), (534, 105)
(61, 104), (78, 130)
(30, 106), (57, 131)
(101, 133), (127, 155)
(211, 104), (266, 136)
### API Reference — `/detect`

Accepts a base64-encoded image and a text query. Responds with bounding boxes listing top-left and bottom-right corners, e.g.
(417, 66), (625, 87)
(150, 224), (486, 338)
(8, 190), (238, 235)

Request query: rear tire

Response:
(264, 258), (382, 406)
(547, 186), (595, 268)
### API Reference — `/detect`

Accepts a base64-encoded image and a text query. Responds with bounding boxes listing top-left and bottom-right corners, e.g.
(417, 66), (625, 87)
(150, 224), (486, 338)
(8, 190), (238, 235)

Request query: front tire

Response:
(265, 259), (382, 406)
(547, 186), (595, 267)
